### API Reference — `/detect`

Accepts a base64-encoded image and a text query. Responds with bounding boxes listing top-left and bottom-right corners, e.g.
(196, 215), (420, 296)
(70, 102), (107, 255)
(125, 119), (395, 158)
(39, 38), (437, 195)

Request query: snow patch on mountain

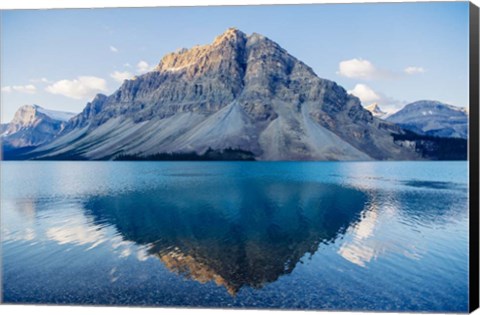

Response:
(35, 106), (76, 122)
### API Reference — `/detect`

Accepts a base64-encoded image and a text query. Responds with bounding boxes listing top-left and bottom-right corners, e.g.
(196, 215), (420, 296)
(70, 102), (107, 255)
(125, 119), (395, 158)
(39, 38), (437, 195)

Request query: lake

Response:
(1, 161), (469, 311)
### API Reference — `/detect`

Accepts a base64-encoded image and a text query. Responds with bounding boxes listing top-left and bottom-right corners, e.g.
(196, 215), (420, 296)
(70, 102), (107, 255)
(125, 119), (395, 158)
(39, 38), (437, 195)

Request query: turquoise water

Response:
(1, 161), (469, 311)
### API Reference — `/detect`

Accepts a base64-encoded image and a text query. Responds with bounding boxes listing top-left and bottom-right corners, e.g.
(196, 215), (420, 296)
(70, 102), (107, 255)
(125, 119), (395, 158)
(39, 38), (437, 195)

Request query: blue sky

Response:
(0, 2), (470, 123)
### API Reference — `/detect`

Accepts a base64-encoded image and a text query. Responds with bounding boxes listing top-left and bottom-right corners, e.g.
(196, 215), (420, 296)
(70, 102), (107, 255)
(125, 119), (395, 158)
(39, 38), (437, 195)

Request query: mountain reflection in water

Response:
(2, 162), (469, 310)
(83, 179), (368, 295)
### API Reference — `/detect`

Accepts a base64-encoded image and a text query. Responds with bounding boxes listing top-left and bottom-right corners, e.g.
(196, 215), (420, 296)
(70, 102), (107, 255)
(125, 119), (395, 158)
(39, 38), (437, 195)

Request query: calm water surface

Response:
(1, 161), (469, 311)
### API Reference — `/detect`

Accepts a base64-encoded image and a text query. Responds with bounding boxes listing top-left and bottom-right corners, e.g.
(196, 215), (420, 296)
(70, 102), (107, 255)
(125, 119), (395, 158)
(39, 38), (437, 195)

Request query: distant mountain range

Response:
(1, 105), (75, 151)
(385, 100), (468, 139)
(1, 28), (468, 161)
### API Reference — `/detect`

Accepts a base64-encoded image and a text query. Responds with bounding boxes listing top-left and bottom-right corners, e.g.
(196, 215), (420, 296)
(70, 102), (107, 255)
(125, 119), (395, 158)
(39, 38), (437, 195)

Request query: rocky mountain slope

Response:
(386, 100), (468, 139)
(1, 105), (76, 150)
(27, 28), (422, 161)
(0, 123), (8, 135)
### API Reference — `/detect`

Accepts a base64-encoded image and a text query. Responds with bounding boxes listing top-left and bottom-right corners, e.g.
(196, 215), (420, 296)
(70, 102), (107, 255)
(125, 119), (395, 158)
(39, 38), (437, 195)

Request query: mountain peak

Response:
(155, 28), (248, 73)
(387, 100), (467, 138)
(19, 104), (39, 110)
(11, 104), (41, 126)
(403, 100), (467, 114)
(365, 103), (387, 118)
(10, 104), (76, 126)
(212, 27), (246, 45)
(2, 104), (77, 148)
(365, 103), (380, 111)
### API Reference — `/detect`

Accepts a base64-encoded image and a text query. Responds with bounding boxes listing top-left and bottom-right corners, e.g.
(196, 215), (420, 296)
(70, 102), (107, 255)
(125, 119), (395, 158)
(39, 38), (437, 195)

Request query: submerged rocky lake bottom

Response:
(1, 161), (469, 311)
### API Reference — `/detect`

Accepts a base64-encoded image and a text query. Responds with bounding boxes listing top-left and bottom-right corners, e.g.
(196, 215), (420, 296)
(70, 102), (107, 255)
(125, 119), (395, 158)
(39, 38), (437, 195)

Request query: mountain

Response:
(0, 123), (8, 134)
(26, 28), (424, 161)
(386, 100), (468, 139)
(1, 105), (76, 150)
(365, 103), (388, 119)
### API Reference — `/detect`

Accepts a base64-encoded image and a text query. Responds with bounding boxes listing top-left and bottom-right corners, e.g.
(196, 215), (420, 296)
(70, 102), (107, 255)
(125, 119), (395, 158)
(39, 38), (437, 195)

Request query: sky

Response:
(0, 1), (470, 123)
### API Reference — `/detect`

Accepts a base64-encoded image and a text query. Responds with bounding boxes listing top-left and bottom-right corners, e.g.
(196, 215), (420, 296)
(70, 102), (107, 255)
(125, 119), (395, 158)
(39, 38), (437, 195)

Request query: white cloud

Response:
(30, 77), (51, 84)
(404, 66), (425, 75)
(348, 84), (381, 104)
(348, 83), (405, 112)
(339, 59), (426, 80)
(136, 60), (152, 73)
(1, 84), (37, 94)
(337, 58), (399, 80)
(110, 70), (133, 83)
(124, 63), (132, 68)
(46, 76), (108, 99)
(338, 58), (380, 80)
(110, 45), (119, 53)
